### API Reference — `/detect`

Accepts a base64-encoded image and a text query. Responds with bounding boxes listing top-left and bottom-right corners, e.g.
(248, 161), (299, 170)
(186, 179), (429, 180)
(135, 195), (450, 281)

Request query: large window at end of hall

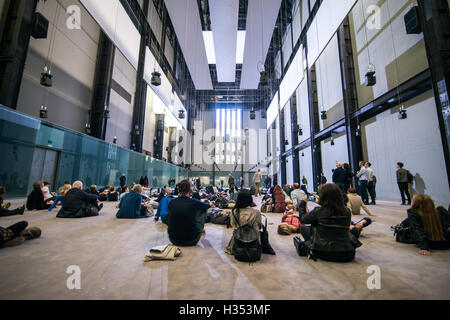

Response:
(215, 108), (242, 165)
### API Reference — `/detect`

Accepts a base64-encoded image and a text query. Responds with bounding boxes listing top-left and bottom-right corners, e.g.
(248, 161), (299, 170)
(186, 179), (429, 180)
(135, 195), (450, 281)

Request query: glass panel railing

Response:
(0, 106), (190, 197)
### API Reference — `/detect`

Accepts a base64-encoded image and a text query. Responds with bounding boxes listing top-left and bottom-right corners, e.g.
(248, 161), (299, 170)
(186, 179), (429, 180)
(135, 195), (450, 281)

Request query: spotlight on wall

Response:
(259, 70), (269, 86)
(331, 137), (335, 146)
(85, 123), (91, 134)
(39, 105), (48, 119)
(40, 65), (53, 87)
(320, 108), (327, 120)
(298, 125), (303, 136)
(398, 105), (407, 120)
(365, 64), (376, 86)
(151, 70), (161, 86)
(134, 125), (141, 136)
(301, 152), (305, 157)
(355, 125), (361, 137)
(285, 140), (289, 146)
(131, 143), (136, 151)
(178, 110), (185, 119)
(250, 110), (256, 120)
(103, 108), (110, 119)
(113, 136), (117, 144)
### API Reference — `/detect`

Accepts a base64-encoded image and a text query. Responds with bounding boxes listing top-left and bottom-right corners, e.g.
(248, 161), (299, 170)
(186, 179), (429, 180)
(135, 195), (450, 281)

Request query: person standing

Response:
(120, 174), (127, 189)
(343, 163), (354, 191)
(356, 161), (369, 205)
(365, 162), (376, 205)
(195, 177), (201, 190)
(252, 169), (262, 197)
(396, 162), (411, 206)
(228, 174), (235, 189)
(239, 176), (244, 189)
(318, 172), (327, 186)
(332, 163), (347, 194)
(302, 176), (308, 188)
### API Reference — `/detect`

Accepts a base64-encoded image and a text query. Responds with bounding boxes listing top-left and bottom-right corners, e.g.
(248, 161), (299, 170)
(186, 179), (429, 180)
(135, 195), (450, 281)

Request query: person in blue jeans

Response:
(48, 183), (72, 212)
(167, 180), (213, 247)
(356, 161), (369, 205)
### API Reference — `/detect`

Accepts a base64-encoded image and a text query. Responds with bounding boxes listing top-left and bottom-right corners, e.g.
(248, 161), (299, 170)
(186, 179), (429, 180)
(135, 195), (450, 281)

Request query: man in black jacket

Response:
(167, 180), (212, 246)
(120, 174), (127, 189)
(57, 181), (103, 218)
(332, 163), (348, 194)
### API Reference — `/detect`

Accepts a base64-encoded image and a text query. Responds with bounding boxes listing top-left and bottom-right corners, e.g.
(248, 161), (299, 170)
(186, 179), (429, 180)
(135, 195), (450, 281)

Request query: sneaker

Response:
(98, 203), (104, 211)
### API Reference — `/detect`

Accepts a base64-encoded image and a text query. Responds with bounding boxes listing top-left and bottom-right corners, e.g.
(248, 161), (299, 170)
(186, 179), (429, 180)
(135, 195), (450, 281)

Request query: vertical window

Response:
(215, 108), (242, 164)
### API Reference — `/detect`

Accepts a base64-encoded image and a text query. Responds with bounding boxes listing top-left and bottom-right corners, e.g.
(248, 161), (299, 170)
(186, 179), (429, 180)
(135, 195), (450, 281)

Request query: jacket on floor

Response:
(298, 200), (354, 253)
(116, 190), (144, 219)
(57, 188), (98, 218)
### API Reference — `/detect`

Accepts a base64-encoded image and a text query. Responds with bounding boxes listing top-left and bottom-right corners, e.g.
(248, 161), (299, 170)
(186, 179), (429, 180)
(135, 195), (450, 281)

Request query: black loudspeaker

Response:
(404, 6), (422, 34)
(32, 13), (49, 39)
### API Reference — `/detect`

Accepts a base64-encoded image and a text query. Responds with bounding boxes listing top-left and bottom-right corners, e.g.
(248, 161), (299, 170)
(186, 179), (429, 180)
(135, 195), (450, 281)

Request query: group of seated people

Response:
(2, 177), (449, 262)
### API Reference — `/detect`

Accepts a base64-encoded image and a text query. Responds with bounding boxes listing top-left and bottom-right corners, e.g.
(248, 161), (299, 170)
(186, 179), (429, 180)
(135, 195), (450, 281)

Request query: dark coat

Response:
(57, 188), (98, 218)
(120, 176), (127, 186)
(298, 200), (354, 253)
(116, 190), (144, 219)
(405, 207), (449, 251)
(26, 189), (47, 211)
(332, 167), (348, 184)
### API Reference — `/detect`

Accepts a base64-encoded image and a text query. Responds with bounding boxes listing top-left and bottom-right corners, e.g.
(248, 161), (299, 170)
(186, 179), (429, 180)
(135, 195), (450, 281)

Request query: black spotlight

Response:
(178, 110), (185, 119)
(355, 125), (361, 137)
(331, 138), (335, 146)
(298, 126), (303, 136)
(40, 66), (53, 87)
(131, 143), (136, 151)
(365, 65), (376, 86)
(301, 152), (305, 157)
(103, 108), (110, 119)
(113, 136), (117, 144)
(259, 70), (269, 86)
(285, 140), (289, 146)
(151, 70), (161, 86)
(250, 110), (256, 120)
(40, 105), (48, 119)
(398, 106), (407, 120)
(320, 110), (327, 120)
(85, 123), (91, 134)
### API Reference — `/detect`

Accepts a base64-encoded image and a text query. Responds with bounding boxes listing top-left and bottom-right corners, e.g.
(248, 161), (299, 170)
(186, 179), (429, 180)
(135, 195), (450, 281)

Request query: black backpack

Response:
(407, 171), (414, 184)
(232, 210), (262, 263)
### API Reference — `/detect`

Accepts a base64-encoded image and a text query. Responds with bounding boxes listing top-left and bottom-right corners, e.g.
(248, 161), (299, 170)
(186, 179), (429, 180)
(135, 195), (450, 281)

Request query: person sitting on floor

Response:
(107, 186), (119, 202)
(42, 182), (57, 203)
(167, 180), (212, 247)
(225, 189), (262, 255)
(116, 184), (150, 219)
(399, 194), (450, 256)
(272, 185), (287, 213)
(346, 188), (375, 217)
(290, 183), (306, 209)
(0, 187), (25, 217)
(48, 183), (72, 212)
(27, 181), (53, 211)
(57, 181), (103, 218)
(298, 183), (358, 263)
(278, 208), (302, 235)
(0, 221), (41, 248)
(87, 185), (100, 196)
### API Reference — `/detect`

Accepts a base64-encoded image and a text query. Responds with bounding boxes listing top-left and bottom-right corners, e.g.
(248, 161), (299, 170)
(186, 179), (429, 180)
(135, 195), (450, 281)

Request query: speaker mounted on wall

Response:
(32, 12), (49, 39)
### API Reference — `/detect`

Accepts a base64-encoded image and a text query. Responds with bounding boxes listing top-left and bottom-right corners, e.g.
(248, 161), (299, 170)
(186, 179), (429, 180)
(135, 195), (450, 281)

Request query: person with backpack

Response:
(396, 162), (411, 206)
(225, 190), (262, 261)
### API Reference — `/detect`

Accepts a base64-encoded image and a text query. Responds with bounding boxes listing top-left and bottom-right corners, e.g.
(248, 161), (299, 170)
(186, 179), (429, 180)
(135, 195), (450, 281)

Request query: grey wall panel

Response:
(361, 91), (450, 204)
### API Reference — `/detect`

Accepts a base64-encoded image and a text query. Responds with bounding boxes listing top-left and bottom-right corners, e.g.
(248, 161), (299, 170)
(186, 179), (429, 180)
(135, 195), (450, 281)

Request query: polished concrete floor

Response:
(0, 197), (449, 300)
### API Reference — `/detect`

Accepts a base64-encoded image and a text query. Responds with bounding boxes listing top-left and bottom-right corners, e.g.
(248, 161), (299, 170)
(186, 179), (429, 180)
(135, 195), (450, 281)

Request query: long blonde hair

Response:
(412, 195), (445, 242)
(59, 184), (72, 197)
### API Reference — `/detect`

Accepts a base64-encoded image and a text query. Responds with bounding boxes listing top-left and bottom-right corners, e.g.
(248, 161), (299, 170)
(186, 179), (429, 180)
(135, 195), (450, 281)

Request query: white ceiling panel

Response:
(165, 0), (213, 90)
(209, 0), (239, 82)
(240, 0), (282, 89)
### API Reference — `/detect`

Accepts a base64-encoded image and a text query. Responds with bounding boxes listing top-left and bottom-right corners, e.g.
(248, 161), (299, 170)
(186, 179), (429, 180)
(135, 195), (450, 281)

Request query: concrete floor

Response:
(0, 197), (449, 300)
